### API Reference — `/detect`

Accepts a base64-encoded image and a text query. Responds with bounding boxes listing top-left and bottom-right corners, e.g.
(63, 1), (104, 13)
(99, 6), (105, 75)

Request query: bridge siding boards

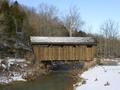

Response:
(31, 37), (96, 63)
(32, 45), (96, 62)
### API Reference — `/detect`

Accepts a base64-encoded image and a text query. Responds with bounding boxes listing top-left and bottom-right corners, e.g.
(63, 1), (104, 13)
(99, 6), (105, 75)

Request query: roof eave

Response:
(31, 42), (97, 46)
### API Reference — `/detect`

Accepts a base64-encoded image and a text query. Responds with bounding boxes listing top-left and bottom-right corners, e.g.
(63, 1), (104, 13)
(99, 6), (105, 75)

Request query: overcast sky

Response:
(14, 0), (120, 34)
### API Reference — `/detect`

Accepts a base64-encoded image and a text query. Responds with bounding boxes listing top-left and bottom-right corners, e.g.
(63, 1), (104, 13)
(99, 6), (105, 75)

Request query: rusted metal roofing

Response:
(30, 36), (96, 45)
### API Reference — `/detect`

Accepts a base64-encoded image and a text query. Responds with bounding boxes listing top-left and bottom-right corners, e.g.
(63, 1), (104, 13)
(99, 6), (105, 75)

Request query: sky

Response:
(14, 0), (120, 34)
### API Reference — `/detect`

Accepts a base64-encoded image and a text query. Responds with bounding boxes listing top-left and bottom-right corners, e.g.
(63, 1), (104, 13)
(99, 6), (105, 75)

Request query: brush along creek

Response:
(0, 58), (91, 90)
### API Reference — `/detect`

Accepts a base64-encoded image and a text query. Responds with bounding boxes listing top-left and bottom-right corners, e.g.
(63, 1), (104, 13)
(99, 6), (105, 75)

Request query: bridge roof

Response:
(30, 36), (97, 45)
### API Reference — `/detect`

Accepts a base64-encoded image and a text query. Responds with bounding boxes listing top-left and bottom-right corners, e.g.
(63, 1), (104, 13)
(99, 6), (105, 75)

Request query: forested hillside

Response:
(0, 0), (86, 58)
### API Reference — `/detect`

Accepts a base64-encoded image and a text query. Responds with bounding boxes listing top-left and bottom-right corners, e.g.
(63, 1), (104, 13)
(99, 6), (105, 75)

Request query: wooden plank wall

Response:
(32, 45), (96, 62)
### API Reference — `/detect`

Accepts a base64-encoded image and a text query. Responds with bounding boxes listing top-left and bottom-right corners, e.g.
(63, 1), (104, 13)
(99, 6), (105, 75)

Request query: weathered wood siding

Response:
(32, 45), (96, 63)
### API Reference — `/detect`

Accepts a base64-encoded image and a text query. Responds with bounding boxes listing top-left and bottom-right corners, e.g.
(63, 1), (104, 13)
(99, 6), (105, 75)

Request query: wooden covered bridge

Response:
(30, 37), (97, 66)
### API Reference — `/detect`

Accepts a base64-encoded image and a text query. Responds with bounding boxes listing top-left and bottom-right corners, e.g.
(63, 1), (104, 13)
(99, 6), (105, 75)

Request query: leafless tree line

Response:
(96, 19), (120, 58)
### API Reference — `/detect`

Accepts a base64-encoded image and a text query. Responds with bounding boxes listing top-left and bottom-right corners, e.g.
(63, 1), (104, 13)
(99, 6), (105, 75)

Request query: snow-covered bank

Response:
(75, 65), (120, 90)
(0, 58), (47, 84)
(0, 58), (28, 84)
(0, 73), (26, 84)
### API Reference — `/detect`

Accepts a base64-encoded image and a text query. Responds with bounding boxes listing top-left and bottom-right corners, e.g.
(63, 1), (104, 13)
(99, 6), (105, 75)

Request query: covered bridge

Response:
(30, 37), (97, 64)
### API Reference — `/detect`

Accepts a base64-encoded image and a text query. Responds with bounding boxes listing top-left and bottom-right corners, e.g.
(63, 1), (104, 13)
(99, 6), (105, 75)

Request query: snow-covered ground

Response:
(75, 65), (120, 90)
(0, 58), (27, 84)
(0, 73), (26, 84)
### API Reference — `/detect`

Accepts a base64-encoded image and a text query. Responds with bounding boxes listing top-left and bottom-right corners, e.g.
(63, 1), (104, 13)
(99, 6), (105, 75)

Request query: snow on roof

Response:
(30, 36), (96, 45)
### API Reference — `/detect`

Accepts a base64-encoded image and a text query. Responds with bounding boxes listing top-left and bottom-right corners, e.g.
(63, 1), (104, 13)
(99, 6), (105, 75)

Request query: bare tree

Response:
(39, 3), (58, 21)
(100, 19), (119, 58)
(101, 19), (119, 38)
(63, 7), (84, 37)
(37, 3), (70, 36)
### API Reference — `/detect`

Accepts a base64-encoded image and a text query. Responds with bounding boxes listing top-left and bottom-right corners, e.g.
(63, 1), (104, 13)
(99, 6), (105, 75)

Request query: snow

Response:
(0, 74), (26, 84)
(1, 64), (6, 69)
(0, 58), (27, 69)
(11, 75), (26, 82)
(7, 58), (26, 63)
(30, 36), (96, 45)
(75, 65), (120, 90)
(0, 58), (27, 84)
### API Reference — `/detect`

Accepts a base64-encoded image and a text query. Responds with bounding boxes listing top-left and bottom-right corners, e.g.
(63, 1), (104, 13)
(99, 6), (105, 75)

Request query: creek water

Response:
(0, 62), (84, 90)
(0, 72), (76, 90)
